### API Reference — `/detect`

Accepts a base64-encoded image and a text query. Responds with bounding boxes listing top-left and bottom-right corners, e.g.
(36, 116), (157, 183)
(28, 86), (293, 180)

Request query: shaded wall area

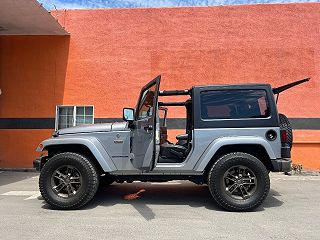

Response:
(0, 36), (69, 167)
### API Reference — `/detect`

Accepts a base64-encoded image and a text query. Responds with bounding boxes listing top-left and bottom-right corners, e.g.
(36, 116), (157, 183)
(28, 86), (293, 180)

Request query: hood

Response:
(56, 122), (128, 136)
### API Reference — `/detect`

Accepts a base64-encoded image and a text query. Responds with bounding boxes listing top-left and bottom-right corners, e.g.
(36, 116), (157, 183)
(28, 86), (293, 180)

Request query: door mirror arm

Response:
(128, 120), (136, 129)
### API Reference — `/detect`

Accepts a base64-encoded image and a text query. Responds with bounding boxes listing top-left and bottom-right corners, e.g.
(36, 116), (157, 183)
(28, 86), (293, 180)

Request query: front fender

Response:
(195, 136), (277, 171)
(36, 136), (117, 172)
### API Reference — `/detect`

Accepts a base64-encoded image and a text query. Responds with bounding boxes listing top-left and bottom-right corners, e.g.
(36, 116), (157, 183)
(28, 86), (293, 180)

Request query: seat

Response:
(176, 134), (188, 147)
(176, 134), (188, 141)
(160, 142), (188, 160)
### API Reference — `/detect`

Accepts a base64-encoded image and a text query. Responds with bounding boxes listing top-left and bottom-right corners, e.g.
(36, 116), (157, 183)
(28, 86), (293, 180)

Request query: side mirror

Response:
(123, 108), (135, 121)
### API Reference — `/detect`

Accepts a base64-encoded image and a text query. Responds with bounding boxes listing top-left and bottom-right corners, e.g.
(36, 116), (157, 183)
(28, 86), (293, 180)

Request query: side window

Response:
(55, 106), (94, 130)
(200, 90), (270, 120)
(137, 84), (156, 119)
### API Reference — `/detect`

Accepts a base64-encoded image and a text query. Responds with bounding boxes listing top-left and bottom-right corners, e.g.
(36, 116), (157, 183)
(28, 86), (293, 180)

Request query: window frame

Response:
(135, 81), (157, 120)
(192, 84), (279, 129)
(55, 105), (94, 130)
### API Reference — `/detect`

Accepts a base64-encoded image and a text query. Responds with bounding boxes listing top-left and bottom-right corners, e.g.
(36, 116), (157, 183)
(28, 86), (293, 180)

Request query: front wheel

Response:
(39, 152), (99, 210)
(207, 152), (270, 211)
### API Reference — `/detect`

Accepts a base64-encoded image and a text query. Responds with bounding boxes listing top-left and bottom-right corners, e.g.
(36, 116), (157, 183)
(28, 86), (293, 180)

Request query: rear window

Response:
(200, 89), (270, 120)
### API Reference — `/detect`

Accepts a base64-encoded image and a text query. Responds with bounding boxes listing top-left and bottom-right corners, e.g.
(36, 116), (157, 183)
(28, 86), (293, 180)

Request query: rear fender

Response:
(195, 136), (277, 172)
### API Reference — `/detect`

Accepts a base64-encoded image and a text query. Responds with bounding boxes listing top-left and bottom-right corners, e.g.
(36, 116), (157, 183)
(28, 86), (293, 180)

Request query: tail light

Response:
(280, 130), (287, 143)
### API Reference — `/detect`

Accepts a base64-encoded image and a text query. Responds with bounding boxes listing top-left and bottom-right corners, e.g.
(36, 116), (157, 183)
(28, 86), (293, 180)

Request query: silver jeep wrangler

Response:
(34, 76), (309, 211)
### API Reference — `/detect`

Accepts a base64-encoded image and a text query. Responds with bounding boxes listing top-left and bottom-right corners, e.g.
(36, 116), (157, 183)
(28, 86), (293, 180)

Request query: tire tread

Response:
(207, 152), (270, 211)
(39, 152), (99, 210)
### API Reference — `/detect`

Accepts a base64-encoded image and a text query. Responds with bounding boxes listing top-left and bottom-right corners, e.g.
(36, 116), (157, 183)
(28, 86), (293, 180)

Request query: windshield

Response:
(136, 83), (157, 119)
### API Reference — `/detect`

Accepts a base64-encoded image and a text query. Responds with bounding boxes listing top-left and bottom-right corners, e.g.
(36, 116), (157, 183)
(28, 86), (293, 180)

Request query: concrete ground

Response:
(0, 171), (319, 240)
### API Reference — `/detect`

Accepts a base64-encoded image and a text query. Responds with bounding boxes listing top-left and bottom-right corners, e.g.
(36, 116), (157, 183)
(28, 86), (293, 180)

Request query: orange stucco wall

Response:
(0, 36), (69, 118)
(0, 36), (69, 167)
(0, 3), (320, 169)
(0, 130), (53, 168)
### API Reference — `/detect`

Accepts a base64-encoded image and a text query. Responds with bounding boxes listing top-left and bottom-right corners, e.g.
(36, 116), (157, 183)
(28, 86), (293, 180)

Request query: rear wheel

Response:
(39, 152), (99, 210)
(207, 152), (270, 211)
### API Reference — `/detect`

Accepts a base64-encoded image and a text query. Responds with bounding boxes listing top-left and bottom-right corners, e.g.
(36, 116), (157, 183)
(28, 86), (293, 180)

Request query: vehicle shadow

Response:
(41, 182), (283, 219)
(79, 182), (283, 219)
(0, 171), (38, 187)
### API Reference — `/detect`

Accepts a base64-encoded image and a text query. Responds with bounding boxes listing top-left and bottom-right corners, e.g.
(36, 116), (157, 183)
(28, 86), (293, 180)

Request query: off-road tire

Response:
(39, 152), (99, 210)
(207, 152), (270, 211)
(279, 113), (293, 148)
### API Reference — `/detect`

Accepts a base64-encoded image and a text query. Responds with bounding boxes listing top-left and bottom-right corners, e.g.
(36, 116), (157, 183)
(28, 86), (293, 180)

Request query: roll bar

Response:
(158, 102), (187, 106)
(159, 89), (191, 96)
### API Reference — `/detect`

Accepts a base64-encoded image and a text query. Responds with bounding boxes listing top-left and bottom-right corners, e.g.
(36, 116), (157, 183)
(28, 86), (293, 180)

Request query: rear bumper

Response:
(281, 146), (291, 158)
(271, 158), (292, 172)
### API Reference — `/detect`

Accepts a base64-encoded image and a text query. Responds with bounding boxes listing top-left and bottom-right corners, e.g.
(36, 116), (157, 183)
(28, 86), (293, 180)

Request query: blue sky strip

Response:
(38, 0), (319, 9)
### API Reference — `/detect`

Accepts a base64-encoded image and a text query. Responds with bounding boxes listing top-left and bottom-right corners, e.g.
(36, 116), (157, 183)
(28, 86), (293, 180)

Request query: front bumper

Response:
(33, 156), (48, 171)
(33, 158), (41, 171)
(271, 158), (292, 172)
